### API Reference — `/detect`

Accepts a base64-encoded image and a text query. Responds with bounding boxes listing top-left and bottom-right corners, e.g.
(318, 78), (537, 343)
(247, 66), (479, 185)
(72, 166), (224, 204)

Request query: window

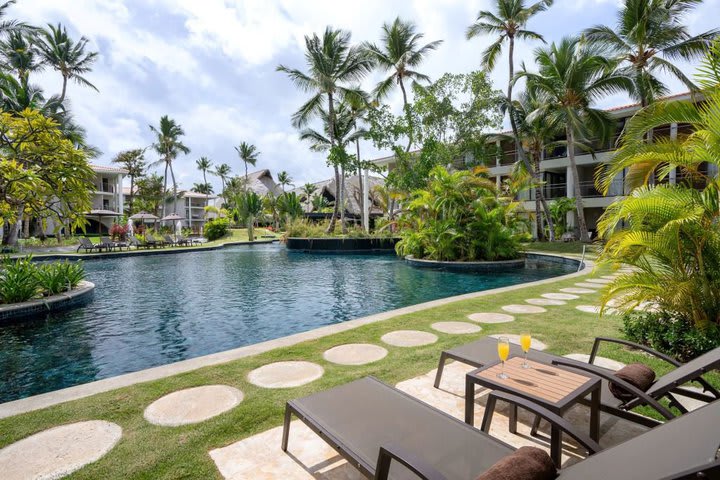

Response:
(103, 199), (110, 210)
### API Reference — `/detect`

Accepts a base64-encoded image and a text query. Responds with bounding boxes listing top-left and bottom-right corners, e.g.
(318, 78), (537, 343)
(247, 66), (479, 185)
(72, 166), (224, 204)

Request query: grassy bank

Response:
(0, 263), (715, 479)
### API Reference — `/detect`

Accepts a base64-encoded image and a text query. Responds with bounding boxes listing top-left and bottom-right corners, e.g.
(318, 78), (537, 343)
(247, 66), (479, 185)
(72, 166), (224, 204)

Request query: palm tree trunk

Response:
(340, 166), (347, 234)
(245, 163), (248, 185)
(567, 127), (590, 242)
(326, 92), (339, 234)
(162, 163), (169, 219)
(169, 162), (178, 215)
(59, 75), (68, 104)
(399, 78), (413, 153)
(355, 137), (365, 231)
(129, 175), (135, 215)
(534, 150), (555, 241)
(247, 215), (254, 242)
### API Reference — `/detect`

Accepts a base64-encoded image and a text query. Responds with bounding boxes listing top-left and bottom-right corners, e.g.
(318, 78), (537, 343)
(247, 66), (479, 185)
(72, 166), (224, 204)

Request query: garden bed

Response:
(405, 255), (526, 272)
(285, 237), (400, 253)
(0, 280), (95, 323)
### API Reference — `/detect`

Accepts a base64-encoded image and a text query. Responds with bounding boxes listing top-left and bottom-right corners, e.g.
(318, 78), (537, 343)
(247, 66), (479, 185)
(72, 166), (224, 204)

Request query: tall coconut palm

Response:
(36, 23), (98, 103)
(584, 0), (717, 108)
(149, 115), (190, 217)
(518, 37), (634, 242)
(112, 148), (146, 215)
(277, 26), (373, 233)
(302, 182), (317, 211)
(196, 156), (213, 204)
(346, 89), (372, 230)
(234, 141), (259, 184)
(214, 163), (231, 195)
(0, 31), (41, 85)
(510, 89), (560, 240)
(364, 18), (442, 152)
(277, 170), (293, 192)
(0, 1), (29, 37)
(466, 0), (553, 240)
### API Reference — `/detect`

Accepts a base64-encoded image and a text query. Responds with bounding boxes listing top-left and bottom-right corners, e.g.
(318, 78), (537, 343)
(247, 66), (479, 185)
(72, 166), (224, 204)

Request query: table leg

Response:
(550, 425), (562, 467)
(590, 386), (600, 442)
(464, 376), (475, 425)
(509, 404), (517, 434)
(480, 393), (497, 433)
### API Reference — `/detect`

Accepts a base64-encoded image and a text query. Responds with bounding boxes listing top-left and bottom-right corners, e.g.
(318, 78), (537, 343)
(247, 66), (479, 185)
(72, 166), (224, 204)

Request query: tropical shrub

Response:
(283, 219), (392, 239)
(0, 256), (85, 304)
(623, 311), (720, 362)
(109, 223), (128, 241)
(35, 261), (85, 295)
(395, 166), (521, 261)
(235, 191), (263, 241)
(277, 192), (303, 226)
(203, 218), (230, 241)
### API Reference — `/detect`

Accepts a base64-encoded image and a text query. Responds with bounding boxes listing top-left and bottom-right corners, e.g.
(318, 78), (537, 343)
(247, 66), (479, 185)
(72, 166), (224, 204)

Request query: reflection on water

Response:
(0, 244), (573, 402)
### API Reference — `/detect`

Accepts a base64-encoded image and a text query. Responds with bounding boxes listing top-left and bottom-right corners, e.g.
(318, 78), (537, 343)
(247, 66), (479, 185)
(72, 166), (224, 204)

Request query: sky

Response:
(12, 0), (719, 192)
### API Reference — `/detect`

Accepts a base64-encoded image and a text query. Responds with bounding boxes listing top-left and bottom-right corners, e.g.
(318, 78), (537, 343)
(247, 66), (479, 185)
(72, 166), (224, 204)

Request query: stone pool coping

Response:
(0, 252), (590, 419)
(405, 255), (526, 271)
(0, 281), (95, 323)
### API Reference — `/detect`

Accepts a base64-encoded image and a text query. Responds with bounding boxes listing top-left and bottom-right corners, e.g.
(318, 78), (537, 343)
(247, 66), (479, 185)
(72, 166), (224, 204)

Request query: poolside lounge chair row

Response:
(77, 234), (201, 252)
(283, 337), (720, 479)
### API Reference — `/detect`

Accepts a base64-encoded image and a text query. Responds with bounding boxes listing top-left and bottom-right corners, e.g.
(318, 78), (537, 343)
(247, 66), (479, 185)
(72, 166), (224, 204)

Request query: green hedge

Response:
(0, 256), (85, 304)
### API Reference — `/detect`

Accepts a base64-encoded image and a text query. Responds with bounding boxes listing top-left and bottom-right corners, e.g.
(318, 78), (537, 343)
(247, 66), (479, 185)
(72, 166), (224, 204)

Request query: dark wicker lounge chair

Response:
(434, 336), (720, 427)
(76, 237), (101, 253)
(144, 233), (162, 248)
(128, 235), (148, 249)
(162, 234), (178, 247)
(282, 376), (720, 480)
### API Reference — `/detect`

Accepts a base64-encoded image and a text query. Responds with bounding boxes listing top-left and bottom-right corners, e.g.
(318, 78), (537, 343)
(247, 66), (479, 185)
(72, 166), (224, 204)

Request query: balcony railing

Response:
(524, 180), (624, 200)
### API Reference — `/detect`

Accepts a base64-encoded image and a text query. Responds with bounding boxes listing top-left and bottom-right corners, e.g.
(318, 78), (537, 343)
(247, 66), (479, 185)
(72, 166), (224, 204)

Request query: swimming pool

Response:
(0, 244), (574, 403)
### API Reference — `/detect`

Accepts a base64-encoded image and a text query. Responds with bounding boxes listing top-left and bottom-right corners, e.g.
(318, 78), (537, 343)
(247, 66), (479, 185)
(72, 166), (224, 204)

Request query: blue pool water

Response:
(0, 244), (573, 403)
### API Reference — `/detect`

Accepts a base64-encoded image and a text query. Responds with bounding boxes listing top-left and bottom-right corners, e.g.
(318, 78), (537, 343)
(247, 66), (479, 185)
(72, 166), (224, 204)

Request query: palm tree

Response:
(213, 163), (231, 195)
(235, 141), (259, 184)
(302, 183), (317, 211)
(466, 0), (553, 240)
(36, 23), (98, 103)
(518, 37), (634, 242)
(0, 1), (29, 37)
(277, 171), (293, 192)
(346, 89), (372, 230)
(235, 191), (263, 241)
(584, 0), (717, 108)
(149, 115), (190, 218)
(0, 31), (41, 85)
(112, 148), (146, 215)
(278, 192), (304, 227)
(510, 89), (560, 240)
(196, 156), (213, 202)
(263, 192), (280, 230)
(191, 182), (213, 194)
(364, 18), (442, 151)
(277, 26), (373, 233)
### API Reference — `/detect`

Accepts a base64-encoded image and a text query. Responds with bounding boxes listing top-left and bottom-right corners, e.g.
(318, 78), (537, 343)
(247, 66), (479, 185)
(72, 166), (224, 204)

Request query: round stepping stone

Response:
(501, 304), (546, 314)
(563, 353), (626, 371)
(525, 298), (566, 306)
(323, 344), (388, 365)
(559, 287), (596, 294)
(586, 278), (614, 285)
(467, 312), (515, 324)
(576, 305), (618, 315)
(574, 282), (600, 289)
(489, 334), (548, 351)
(248, 361), (324, 389)
(541, 293), (579, 300)
(381, 330), (438, 347)
(0, 420), (121, 480)
(144, 385), (243, 426)
(431, 321), (482, 334)
(601, 275), (619, 280)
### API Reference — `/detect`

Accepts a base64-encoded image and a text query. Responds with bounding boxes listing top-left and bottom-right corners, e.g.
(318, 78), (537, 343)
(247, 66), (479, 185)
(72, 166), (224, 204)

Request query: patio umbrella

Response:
(160, 213), (183, 222)
(83, 209), (122, 234)
(129, 212), (159, 221)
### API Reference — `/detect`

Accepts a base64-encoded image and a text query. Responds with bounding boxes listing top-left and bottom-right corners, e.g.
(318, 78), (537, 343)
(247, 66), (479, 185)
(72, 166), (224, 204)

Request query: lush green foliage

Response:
(283, 219), (392, 239)
(0, 256), (85, 304)
(395, 166), (522, 261)
(235, 191), (263, 241)
(623, 311), (720, 362)
(548, 197), (575, 236)
(203, 217), (230, 241)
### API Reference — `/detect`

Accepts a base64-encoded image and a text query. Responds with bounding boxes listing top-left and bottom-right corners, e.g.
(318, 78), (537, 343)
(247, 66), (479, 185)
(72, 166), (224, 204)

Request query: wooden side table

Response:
(465, 356), (601, 465)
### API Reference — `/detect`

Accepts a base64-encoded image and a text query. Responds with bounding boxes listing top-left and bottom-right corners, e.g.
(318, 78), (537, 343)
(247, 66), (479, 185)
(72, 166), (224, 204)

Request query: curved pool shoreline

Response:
(0, 252), (589, 419)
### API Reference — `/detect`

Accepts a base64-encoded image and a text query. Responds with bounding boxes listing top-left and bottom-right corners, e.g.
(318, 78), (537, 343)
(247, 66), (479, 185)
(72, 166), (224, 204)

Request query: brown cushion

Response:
(476, 446), (557, 480)
(609, 363), (656, 402)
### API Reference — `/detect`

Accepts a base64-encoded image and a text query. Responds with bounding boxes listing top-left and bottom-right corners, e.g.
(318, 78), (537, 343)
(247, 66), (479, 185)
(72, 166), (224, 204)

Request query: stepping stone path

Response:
(576, 305), (618, 315)
(248, 361), (324, 389)
(559, 287), (596, 294)
(323, 343), (388, 366)
(0, 420), (122, 480)
(467, 312), (515, 324)
(574, 282), (600, 289)
(490, 334), (548, 351)
(381, 330), (438, 347)
(563, 354), (626, 371)
(501, 304), (546, 314)
(144, 385), (243, 426)
(431, 321), (482, 334)
(541, 293), (579, 300)
(601, 275), (619, 280)
(585, 278), (614, 285)
(525, 298), (566, 306)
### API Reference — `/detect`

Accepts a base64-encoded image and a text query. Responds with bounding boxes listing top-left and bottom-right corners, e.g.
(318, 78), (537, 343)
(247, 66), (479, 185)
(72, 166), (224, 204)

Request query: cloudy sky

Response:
(12, 0), (719, 191)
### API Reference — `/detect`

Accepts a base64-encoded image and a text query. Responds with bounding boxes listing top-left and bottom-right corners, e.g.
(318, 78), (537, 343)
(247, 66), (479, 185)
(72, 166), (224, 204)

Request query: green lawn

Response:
(523, 241), (603, 258)
(0, 263), (715, 479)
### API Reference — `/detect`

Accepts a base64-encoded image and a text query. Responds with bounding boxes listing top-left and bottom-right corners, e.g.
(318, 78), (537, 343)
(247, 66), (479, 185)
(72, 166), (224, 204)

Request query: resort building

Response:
(164, 190), (219, 233)
(294, 174), (386, 221)
(244, 169), (283, 197)
(371, 92), (704, 238)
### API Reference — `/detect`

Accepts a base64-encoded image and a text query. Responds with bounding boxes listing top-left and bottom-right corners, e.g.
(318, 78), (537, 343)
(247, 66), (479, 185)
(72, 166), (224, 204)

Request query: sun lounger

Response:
(128, 236), (148, 249)
(162, 234), (177, 247)
(76, 237), (101, 253)
(144, 233), (162, 248)
(434, 336), (720, 427)
(283, 376), (720, 480)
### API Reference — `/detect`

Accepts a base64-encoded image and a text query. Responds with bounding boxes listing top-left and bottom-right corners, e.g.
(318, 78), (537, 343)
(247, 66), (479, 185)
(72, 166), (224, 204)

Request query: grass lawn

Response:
(523, 241), (603, 258)
(1, 262), (716, 479)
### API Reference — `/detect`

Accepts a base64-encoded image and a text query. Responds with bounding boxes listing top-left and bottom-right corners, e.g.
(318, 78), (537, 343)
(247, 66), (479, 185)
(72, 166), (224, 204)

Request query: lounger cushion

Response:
(609, 363), (655, 402)
(476, 446), (556, 480)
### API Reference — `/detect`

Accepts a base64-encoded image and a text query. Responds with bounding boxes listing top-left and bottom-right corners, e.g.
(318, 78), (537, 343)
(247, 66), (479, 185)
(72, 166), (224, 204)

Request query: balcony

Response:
(525, 179), (624, 200)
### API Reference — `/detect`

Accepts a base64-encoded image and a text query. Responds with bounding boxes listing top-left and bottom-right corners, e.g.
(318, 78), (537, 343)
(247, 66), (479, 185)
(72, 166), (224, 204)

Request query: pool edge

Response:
(0, 252), (591, 419)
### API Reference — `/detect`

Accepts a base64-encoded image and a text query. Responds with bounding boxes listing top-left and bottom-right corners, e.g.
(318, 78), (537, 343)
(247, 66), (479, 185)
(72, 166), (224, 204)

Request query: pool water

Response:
(0, 244), (573, 403)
